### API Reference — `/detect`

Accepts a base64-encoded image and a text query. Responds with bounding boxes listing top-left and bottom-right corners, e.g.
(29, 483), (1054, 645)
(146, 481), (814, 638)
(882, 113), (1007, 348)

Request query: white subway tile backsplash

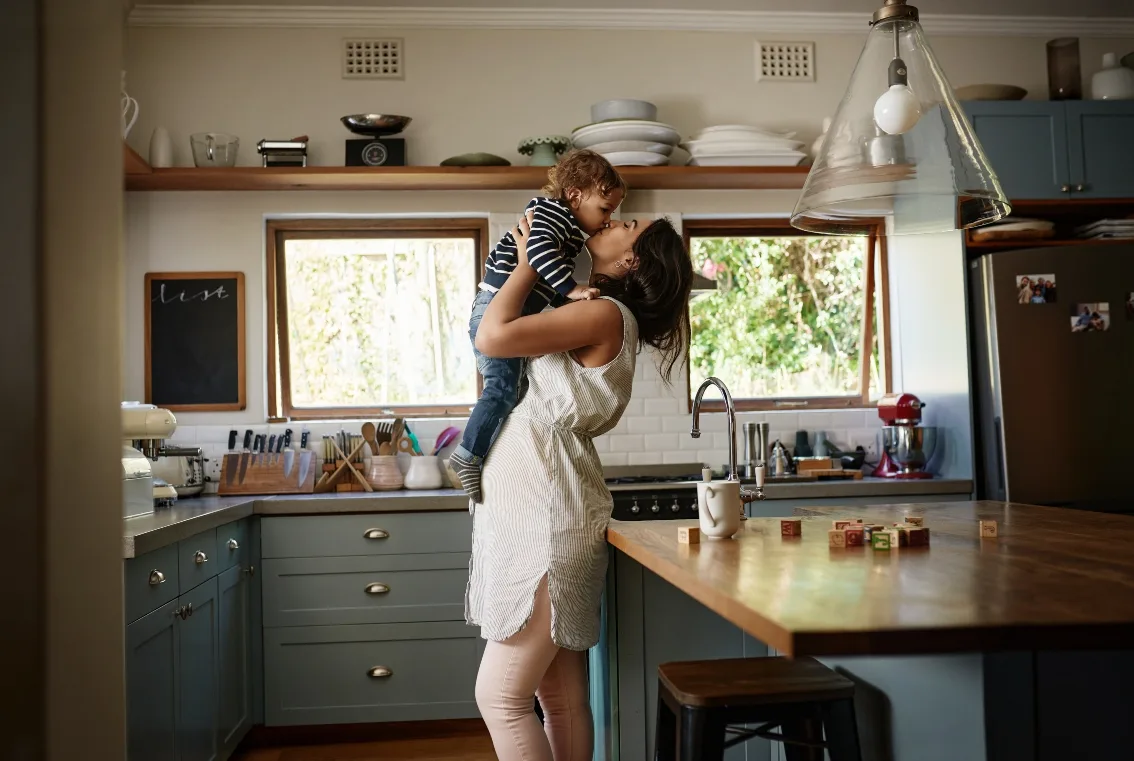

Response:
(645, 433), (681, 452)
(645, 398), (680, 417)
(600, 452), (629, 466)
(663, 450), (703, 465)
(679, 436), (702, 451)
(628, 452), (662, 466)
(608, 434), (645, 453)
(623, 398), (644, 418)
(628, 417), (661, 434)
(664, 417), (693, 433)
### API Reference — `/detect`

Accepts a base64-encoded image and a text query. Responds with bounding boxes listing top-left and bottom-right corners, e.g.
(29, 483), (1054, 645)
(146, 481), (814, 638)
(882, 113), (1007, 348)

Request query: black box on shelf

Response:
(345, 138), (406, 167)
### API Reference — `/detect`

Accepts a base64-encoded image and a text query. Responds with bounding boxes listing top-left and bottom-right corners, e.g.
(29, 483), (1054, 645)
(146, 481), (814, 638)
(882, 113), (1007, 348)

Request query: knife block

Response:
(217, 450), (317, 495)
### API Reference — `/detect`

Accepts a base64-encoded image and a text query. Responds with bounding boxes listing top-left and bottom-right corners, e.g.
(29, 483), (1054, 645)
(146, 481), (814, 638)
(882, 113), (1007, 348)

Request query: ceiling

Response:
(139, 0), (1134, 18)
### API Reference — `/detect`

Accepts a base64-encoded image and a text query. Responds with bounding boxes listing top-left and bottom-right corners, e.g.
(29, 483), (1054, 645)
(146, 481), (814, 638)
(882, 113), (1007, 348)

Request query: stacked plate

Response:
(570, 119), (680, 167)
(681, 125), (807, 166)
(1075, 219), (1134, 240)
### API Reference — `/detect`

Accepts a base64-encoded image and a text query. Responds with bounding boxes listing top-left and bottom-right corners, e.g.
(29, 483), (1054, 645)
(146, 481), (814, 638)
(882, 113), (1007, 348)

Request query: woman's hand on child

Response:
(511, 209), (536, 269)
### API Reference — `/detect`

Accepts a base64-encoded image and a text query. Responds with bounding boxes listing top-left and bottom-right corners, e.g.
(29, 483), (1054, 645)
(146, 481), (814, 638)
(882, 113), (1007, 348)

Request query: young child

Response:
(449, 149), (627, 502)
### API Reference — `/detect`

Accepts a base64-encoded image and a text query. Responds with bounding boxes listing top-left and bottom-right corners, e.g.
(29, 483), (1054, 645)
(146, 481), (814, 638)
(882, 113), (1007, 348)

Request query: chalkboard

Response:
(145, 272), (246, 411)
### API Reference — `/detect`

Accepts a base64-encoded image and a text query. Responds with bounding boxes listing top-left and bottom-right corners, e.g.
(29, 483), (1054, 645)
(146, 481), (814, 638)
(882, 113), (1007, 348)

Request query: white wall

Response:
(125, 22), (1126, 480)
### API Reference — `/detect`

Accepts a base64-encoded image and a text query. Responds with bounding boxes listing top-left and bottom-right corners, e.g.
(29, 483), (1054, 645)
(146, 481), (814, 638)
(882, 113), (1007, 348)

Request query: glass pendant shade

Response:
(791, 5), (1011, 236)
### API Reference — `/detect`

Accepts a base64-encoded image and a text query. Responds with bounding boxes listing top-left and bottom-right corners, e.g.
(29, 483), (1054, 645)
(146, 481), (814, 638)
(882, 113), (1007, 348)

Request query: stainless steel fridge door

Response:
(970, 246), (1134, 511)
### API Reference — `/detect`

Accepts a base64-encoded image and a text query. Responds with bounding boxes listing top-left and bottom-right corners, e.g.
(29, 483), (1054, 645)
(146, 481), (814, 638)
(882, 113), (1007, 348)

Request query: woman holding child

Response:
(462, 151), (694, 760)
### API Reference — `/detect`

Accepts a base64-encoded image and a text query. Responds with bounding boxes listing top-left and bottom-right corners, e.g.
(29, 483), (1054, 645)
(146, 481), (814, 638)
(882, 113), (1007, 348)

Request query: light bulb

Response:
(874, 84), (921, 135)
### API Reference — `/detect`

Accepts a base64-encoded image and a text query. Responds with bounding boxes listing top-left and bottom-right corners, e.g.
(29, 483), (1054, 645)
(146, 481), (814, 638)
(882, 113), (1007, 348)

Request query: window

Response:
(267, 219), (488, 419)
(684, 219), (891, 411)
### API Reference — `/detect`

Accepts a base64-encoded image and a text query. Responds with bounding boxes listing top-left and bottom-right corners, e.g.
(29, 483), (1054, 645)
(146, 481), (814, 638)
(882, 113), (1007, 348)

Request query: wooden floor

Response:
(233, 721), (497, 761)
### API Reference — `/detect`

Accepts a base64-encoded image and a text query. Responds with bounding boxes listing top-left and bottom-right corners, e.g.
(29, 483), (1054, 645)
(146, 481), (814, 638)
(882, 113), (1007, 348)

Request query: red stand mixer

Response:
(875, 393), (936, 479)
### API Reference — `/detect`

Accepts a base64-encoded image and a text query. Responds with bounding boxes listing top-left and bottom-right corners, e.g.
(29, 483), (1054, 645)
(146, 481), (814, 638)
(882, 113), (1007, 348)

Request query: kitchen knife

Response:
(225, 430), (240, 486)
(243, 430), (254, 451)
(300, 429), (310, 450)
(296, 450), (312, 486)
(253, 435), (264, 468)
(283, 428), (293, 450)
(237, 451), (250, 484)
(282, 447), (295, 479)
(267, 434), (277, 465)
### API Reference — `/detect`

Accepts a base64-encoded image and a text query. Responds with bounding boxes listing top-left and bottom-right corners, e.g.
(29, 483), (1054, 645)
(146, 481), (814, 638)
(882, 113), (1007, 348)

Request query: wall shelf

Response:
(123, 164), (813, 192)
(966, 237), (1133, 250)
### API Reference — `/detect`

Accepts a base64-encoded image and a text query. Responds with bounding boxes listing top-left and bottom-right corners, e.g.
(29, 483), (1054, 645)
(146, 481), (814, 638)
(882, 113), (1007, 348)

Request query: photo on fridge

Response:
(1070, 303), (1110, 333)
(1016, 274), (1057, 304)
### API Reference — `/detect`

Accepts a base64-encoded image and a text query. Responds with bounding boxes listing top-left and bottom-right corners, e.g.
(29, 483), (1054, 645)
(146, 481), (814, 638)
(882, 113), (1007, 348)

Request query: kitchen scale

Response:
(341, 114), (410, 167)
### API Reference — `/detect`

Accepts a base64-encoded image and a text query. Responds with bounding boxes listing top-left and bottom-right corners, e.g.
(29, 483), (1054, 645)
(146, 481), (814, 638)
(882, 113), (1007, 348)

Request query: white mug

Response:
(697, 480), (741, 539)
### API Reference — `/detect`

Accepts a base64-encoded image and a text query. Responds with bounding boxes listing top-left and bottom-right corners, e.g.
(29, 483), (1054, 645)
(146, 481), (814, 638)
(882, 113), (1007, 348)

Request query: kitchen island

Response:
(602, 502), (1134, 761)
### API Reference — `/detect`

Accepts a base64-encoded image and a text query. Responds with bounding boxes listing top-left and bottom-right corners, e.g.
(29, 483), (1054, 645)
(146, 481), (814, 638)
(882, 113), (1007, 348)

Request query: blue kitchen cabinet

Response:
(962, 101), (1134, 200)
(218, 564), (252, 759)
(125, 518), (256, 761)
(1065, 101), (1134, 199)
(179, 576), (220, 761)
(126, 599), (180, 761)
(962, 102), (1070, 200)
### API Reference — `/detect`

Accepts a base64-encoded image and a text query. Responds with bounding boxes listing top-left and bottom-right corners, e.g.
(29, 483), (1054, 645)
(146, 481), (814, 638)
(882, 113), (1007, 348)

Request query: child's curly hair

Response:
(542, 149), (627, 202)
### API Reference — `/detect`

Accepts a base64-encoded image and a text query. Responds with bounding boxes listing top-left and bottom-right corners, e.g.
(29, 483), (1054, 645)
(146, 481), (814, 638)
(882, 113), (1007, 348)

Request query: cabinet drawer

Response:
(264, 622), (482, 726)
(178, 528), (219, 593)
(261, 513), (472, 559)
(263, 553), (470, 627)
(216, 519), (248, 572)
(124, 543), (180, 624)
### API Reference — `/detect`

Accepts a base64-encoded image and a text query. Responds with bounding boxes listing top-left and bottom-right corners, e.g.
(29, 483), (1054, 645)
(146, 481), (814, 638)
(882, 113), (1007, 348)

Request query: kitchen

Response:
(9, 1), (1134, 760)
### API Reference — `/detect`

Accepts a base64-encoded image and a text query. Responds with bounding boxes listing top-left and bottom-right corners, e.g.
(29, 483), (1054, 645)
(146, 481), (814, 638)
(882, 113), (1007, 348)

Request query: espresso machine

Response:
(122, 402), (179, 517)
(876, 392), (937, 479)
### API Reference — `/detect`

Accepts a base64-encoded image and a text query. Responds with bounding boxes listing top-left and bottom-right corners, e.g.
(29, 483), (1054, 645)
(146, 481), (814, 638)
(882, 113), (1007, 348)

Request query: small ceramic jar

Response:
(404, 455), (444, 490)
(366, 455), (404, 491)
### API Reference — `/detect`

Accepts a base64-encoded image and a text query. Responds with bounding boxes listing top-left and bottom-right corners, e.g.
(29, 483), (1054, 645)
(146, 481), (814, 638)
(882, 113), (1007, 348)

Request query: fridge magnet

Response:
(1126, 293), (1133, 320)
(1016, 274), (1057, 304)
(1070, 303), (1110, 333)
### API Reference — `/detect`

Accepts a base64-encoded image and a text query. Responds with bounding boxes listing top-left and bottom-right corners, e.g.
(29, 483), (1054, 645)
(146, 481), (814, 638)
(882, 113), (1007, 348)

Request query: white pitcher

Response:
(697, 480), (741, 539)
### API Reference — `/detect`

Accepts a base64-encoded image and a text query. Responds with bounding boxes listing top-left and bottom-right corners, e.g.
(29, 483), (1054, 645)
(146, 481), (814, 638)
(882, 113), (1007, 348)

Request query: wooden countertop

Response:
(606, 501), (1134, 657)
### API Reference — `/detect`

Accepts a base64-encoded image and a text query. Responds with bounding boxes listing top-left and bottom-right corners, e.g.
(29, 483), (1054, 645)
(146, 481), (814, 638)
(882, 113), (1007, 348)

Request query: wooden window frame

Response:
(683, 218), (892, 413)
(266, 218), (489, 421)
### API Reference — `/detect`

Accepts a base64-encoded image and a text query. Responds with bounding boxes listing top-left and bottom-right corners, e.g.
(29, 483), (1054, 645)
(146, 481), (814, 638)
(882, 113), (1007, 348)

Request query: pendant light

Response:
(791, 0), (1011, 236)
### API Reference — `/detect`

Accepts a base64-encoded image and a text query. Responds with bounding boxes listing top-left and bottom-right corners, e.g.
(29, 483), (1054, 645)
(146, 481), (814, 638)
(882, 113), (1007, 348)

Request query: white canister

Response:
(696, 480), (741, 539)
(149, 126), (174, 168)
(404, 455), (444, 490)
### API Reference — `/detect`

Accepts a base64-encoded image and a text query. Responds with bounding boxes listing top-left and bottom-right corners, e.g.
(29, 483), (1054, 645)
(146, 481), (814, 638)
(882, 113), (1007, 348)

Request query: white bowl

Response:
(591, 99), (658, 123)
(688, 153), (807, 167)
(571, 120), (681, 149)
(585, 140), (674, 156)
(681, 138), (805, 156)
(599, 151), (670, 166)
(693, 125), (798, 142)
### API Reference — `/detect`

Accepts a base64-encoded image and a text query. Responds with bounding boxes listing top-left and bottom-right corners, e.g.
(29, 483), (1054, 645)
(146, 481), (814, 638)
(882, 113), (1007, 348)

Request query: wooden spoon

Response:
(361, 422), (379, 457)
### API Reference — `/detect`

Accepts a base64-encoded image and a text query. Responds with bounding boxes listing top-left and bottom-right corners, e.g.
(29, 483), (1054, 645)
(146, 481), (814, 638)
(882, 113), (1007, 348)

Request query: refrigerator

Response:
(969, 245), (1134, 514)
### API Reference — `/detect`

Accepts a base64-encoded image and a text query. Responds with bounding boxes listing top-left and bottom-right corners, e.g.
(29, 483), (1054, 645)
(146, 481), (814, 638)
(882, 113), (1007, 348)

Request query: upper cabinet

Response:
(963, 101), (1134, 200)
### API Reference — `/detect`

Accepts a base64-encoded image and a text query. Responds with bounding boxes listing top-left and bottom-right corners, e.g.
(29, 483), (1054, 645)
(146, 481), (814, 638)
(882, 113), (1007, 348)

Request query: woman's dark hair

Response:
(590, 217), (692, 382)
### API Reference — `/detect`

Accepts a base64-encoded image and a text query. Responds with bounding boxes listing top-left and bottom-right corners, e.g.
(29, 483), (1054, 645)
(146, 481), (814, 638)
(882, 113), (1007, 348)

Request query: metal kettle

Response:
(768, 440), (792, 478)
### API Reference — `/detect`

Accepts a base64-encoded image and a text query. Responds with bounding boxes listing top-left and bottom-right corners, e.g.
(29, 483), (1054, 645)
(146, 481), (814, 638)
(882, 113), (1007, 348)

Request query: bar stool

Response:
(655, 656), (862, 761)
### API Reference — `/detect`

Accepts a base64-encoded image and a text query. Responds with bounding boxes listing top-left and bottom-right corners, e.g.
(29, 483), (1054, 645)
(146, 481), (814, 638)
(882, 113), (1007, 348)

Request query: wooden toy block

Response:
(833, 519), (854, 530)
(828, 529), (847, 548)
(906, 516), (925, 526)
(781, 519), (803, 537)
(845, 526), (865, 546)
(872, 532), (891, 550)
(892, 528), (909, 547)
(907, 527), (929, 546)
(678, 526), (701, 545)
(980, 520), (998, 538)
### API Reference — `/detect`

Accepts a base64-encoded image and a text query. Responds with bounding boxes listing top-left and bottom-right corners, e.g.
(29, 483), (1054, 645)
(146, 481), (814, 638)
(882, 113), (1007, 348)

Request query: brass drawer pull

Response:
(365, 583), (390, 595)
(194, 551), (209, 565)
(363, 528), (389, 540)
(227, 539), (240, 551)
(148, 569), (166, 586)
(368, 666), (393, 678)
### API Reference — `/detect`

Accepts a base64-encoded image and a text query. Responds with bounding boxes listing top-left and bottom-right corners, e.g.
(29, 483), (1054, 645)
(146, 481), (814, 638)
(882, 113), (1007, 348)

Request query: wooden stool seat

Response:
(655, 657), (862, 761)
(659, 656), (855, 708)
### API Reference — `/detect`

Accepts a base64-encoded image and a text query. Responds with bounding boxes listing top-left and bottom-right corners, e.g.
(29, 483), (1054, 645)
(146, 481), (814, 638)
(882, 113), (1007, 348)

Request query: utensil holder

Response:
(404, 455), (443, 490)
(366, 455), (405, 491)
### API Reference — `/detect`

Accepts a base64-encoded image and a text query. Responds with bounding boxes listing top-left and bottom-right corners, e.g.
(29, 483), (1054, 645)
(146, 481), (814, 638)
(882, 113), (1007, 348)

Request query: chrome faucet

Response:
(690, 377), (765, 501)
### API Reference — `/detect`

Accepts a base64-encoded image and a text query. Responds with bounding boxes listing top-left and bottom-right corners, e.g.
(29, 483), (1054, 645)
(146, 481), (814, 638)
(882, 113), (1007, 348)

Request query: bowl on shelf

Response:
(585, 139), (674, 156)
(954, 84), (1027, 101)
(517, 135), (571, 166)
(340, 114), (412, 137)
(571, 120), (681, 150)
(591, 99), (658, 123)
(439, 152), (511, 167)
(600, 151), (670, 167)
